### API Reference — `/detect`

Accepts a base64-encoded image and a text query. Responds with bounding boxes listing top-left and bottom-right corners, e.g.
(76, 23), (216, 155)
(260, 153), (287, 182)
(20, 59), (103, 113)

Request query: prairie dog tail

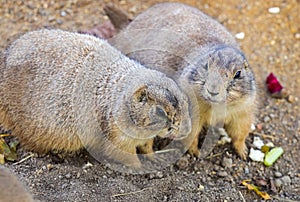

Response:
(104, 4), (131, 30)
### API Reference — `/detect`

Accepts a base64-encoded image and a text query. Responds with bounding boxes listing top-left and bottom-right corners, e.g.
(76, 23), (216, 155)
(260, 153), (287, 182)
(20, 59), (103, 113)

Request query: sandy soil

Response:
(0, 0), (299, 201)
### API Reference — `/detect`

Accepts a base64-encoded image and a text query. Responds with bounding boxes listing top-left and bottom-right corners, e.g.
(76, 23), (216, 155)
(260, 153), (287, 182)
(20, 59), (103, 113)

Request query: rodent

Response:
(0, 29), (192, 169)
(0, 166), (34, 202)
(107, 2), (257, 159)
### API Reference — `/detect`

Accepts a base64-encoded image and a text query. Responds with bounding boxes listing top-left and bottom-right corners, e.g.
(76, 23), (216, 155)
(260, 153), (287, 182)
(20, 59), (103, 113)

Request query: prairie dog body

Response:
(0, 29), (192, 168)
(109, 2), (256, 159)
(0, 166), (34, 202)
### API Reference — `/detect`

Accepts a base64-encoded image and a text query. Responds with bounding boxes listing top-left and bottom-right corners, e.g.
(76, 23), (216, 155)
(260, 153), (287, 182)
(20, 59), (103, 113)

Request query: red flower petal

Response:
(266, 73), (283, 93)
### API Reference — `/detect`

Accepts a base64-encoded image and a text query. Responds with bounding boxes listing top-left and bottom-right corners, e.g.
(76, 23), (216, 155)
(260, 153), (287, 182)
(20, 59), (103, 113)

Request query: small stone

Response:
(48, 16), (55, 22)
(255, 178), (268, 186)
(82, 162), (93, 169)
(156, 171), (164, 179)
(60, 11), (67, 17)
(271, 88), (289, 99)
(218, 171), (228, 177)
(36, 169), (43, 175)
(251, 123), (256, 131)
(287, 95), (295, 103)
(198, 184), (205, 192)
(280, 176), (291, 185)
(244, 166), (250, 174)
(249, 148), (265, 162)
(235, 32), (245, 39)
(177, 186), (184, 191)
(274, 171), (283, 178)
(263, 116), (271, 123)
(253, 136), (264, 149)
(65, 173), (71, 179)
(208, 182), (215, 186)
(256, 123), (263, 131)
(269, 114), (276, 119)
(274, 178), (282, 187)
(265, 142), (274, 147)
(176, 157), (189, 170)
(268, 7), (280, 14)
(295, 33), (300, 39)
(222, 157), (233, 168)
(47, 164), (54, 170)
(56, 19), (63, 24)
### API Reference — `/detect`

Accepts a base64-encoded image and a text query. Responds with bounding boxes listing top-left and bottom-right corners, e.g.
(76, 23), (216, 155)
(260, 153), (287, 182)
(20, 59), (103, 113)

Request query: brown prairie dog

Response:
(0, 29), (192, 168)
(0, 166), (34, 202)
(108, 2), (257, 159)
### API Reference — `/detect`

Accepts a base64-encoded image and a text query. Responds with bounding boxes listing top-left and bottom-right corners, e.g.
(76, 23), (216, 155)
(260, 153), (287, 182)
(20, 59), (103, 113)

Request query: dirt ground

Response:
(0, 0), (299, 201)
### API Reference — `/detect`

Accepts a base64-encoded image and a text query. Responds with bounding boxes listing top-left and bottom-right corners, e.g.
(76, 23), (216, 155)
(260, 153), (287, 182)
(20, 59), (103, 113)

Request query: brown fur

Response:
(0, 166), (34, 202)
(0, 29), (192, 168)
(108, 2), (256, 159)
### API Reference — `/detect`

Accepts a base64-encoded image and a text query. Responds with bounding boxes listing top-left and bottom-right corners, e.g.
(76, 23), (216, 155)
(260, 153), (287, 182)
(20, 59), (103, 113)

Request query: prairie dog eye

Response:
(234, 70), (241, 79)
(155, 106), (167, 118)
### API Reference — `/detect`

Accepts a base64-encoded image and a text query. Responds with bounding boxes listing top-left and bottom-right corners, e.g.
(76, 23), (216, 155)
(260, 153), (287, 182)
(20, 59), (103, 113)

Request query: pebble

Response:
(156, 171), (164, 178)
(198, 184), (205, 192)
(256, 123), (263, 131)
(176, 157), (189, 170)
(274, 176), (291, 187)
(244, 166), (250, 174)
(295, 33), (300, 39)
(60, 11), (67, 17)
(287, 95), (295, 103)
(265, 142), (274, 147)
(281, 176), (291, 185)
(222, 157), (233, 168)
(263, 116), (271, 123)
(235, 32), (245, 39)
(177, 186), (184, 191)
(249, 148), (265, 162)
(253, 136), (264, 149)
(268, 7), (280, 14)
(274, 171), (283, 178)
(218, 171), (228, 177)
(251, 123), (256, 131)
(269, 113), (276, 119)
(82, 162), (93, 169)
(208, 182), (215, 186)
(65, 173), (71, 179)
(149, 172), (164, 179)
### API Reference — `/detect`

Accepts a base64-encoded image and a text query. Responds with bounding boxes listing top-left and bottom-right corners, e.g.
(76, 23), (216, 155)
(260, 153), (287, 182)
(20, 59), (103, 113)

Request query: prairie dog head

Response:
(186, 46), (256, 104)
(114, 72), (192, 141)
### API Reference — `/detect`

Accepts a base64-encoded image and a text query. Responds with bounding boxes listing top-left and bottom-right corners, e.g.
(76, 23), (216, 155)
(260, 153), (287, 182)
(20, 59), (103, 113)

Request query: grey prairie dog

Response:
(0, 29), (192, 168)
(0, 166), (34, 202)
(108, 2), (257, 159)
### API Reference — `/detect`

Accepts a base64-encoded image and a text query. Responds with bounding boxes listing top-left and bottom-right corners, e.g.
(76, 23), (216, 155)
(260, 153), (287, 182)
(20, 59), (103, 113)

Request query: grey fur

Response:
(0, 29), (192, 168)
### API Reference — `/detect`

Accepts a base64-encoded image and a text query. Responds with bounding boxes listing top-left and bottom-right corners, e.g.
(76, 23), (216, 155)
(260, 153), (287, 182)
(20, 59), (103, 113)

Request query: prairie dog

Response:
(108, 2), (256, 159)
(0, 29), (192, 168)
(0, 166), (34, 202)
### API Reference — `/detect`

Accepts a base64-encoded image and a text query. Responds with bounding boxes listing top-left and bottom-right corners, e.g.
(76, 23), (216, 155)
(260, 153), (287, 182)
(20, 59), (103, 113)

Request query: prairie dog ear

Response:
(133, 85), (148, 103)
(243, 60), (249, 69)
